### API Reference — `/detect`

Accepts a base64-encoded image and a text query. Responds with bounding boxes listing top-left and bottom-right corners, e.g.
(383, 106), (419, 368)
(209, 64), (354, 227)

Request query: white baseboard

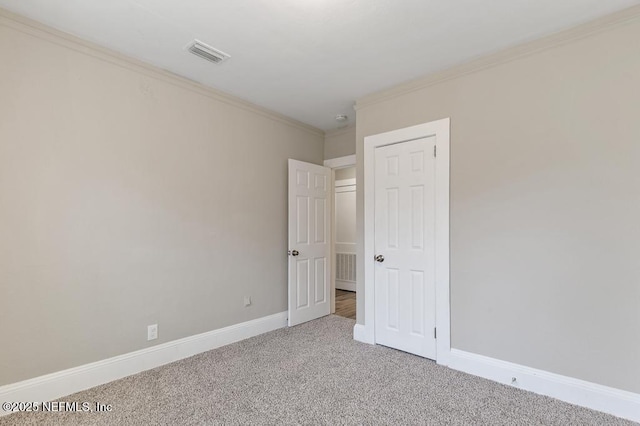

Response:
(336, 281), (356, 292)
(0, 311), (287, 416)
(448, 348), (640, 423)
(353, 324), (374, 344)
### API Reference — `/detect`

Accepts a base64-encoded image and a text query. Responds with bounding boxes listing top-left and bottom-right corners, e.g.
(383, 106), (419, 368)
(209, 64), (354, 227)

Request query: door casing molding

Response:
(360, 118), (450, 366)
(324, 154), (355, 169)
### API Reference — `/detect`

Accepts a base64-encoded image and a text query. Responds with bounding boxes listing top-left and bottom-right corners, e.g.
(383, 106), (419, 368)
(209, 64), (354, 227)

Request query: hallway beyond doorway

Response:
(335, 290), (355, 320)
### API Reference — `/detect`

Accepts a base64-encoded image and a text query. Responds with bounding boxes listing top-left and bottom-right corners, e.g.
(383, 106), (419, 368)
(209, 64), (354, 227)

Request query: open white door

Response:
(288, 159), (331, 326)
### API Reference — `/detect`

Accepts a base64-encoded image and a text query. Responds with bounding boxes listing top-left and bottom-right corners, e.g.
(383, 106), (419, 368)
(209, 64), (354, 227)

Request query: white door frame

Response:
(323, 154), (356, 314)
(360, 119), (451, 366)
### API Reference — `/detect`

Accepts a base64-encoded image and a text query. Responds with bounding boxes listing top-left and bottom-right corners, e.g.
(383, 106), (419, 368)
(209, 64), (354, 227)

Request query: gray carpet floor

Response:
(2, 315), (634, 425)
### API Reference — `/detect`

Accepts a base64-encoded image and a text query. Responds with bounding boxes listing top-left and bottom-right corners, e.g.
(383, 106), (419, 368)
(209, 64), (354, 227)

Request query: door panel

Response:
(374, 137), (436, 359)
(410, 270), (425, 336)
(386, 268), (400, 330)
(315, 198), (326, 243)
(315, 258), (326, 303)
(296, 196), (309, 243)
(288, 159), (331, 326)
(296, 259), (309, 308)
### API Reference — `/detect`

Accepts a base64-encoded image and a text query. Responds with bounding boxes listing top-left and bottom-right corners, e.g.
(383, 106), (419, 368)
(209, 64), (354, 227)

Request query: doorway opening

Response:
(324, 155), (357, 321)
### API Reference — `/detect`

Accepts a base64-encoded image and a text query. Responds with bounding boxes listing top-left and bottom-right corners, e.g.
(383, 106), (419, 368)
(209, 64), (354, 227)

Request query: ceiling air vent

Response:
(187, 40), (230, 64)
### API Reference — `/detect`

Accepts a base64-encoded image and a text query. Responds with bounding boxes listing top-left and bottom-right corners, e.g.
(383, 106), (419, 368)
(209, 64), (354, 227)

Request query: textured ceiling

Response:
(1, 0), (638, 131)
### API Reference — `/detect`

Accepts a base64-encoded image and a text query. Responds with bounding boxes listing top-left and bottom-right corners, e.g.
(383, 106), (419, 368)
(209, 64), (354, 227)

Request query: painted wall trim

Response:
(0, 8), (323, 138)
(355, 5), (640, 110)
(336, 281), (356, 292)
(335, 178), (356, 187)
(362, 118), (451, 366)
(448, 349), (640, 423)
(0, 312), (287, 416)
(324, 154), (356, 169)
(353, 324), (374, 344)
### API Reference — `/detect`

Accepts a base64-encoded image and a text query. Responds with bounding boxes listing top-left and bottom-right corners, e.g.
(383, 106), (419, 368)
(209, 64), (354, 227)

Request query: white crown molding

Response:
(0, 312), (287, 417)
(0, 7), (324, 138)
(355, 5), (640, 111)
(449, 349), (640, 423)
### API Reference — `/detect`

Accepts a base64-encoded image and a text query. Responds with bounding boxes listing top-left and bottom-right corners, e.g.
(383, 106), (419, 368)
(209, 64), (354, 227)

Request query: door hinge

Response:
(434, 327), (437, 339)
(433, 145), (437, 157)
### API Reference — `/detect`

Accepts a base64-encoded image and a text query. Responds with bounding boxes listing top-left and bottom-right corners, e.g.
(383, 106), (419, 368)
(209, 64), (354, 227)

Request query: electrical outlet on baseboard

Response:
(147, 324), (158, 341)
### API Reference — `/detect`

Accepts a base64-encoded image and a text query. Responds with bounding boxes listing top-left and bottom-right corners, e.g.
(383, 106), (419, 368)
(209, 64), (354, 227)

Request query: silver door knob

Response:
(291, 250), (300, 256)
(375, 254), (384, 263)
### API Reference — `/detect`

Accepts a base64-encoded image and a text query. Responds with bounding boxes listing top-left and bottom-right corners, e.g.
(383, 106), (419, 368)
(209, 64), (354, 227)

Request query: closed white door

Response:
(288, 159), (331, 326)
(374, 137), (436, 359)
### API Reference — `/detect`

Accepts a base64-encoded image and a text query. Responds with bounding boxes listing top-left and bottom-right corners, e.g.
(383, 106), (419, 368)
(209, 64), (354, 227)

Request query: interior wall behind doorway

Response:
(324, 126), (356, 160)
(335, 167), (356, 180)
(335, 167), (356, 292)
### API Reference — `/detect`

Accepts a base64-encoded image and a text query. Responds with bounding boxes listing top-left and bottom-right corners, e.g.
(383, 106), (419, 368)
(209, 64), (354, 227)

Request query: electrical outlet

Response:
(147, 324), (158, 341)
(244, 296), (251, 307)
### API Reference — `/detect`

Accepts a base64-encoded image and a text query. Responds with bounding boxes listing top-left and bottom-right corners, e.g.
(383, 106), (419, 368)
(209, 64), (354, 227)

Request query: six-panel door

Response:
(288, 159), (331, 326)
(374, 137), (437, 359)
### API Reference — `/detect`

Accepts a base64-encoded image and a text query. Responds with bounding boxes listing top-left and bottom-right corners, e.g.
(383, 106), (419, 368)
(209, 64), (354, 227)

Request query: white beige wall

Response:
(355, 13), (640, 393)
(324, 125), (355, 160)
(0, 11), (323, 385)
(335, 166), (356, 180)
